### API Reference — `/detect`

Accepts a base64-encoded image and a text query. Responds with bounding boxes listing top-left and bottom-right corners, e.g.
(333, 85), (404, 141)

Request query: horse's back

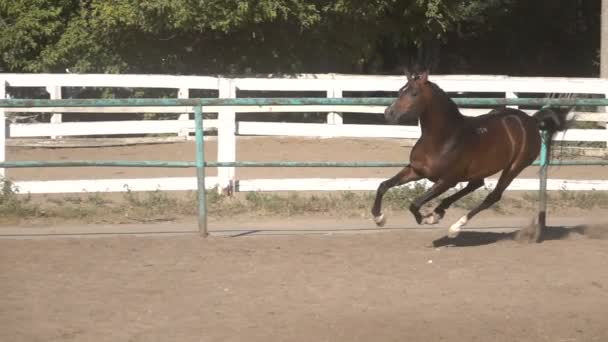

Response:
(465, 108), (541, 145)
(470, 108), (537, 126)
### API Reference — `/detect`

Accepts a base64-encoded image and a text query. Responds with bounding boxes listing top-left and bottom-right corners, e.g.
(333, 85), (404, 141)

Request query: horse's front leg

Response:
(409, 180), (455, 224)
(372, 166), (421, 227)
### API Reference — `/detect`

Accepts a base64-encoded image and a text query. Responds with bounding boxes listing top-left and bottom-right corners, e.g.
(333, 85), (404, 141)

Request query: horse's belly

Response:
(464, 145), (517, 179)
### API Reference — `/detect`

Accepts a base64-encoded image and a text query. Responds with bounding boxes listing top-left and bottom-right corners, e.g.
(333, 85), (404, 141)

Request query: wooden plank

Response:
(8, 106), (607, 123)
(236, 178), (608, 192)
(232, 74), (608, 94)
(9, 119), (218, 138)
(554, 129), (608, 142)
(12, 177), (219, 194)
(11, 177), (608, 194)
(7, 106), (196, 113)
(237, 122), (420, 138)
(4, 73), (608, 94)
(6, 136), (211, 148)
(237, 121), (608, 141)
(3, 73), (219, 89)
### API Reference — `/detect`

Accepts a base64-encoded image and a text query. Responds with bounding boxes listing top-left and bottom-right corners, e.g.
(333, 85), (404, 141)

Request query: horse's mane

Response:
(427, 81), (463, 118)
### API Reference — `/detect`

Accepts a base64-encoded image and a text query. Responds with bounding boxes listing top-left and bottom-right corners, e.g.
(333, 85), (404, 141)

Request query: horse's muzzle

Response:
(384, 106), (397, 124)
(384, 106), (404, 124)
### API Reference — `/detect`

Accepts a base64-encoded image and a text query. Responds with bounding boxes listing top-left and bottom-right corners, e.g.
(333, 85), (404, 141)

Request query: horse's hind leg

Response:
(422, 179), (484, 224)
(447, 170), (518, 238)
(372, 166), (421, 226)
(409, 180), (456, 224)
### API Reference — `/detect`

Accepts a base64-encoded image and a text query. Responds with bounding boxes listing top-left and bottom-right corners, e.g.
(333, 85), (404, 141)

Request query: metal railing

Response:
(1, 97), (608, 236)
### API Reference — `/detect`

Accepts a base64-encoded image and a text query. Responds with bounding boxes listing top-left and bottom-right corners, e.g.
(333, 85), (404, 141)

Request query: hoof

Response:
(421, 213), (441, 225)
(447, 229), (460, 239)
(447, 215), (468, 238)
(373, 214), (386, 227)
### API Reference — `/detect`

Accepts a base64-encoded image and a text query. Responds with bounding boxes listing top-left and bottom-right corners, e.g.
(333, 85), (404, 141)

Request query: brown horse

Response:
(372, 71), (569, 241)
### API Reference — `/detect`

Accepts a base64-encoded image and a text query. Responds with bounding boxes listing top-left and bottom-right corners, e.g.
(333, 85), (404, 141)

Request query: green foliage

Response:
(0, 0), (520, 75)
(0, 179), (42, 217)
(1, 1), (600, 76)
(0, 0), (75, 71)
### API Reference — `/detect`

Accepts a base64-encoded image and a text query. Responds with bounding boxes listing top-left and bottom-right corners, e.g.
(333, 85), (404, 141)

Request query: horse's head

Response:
(384, 70), (430, 124)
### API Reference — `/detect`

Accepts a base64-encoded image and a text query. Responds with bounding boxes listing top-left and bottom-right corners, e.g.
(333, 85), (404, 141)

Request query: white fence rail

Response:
(10, 177), (608, 195)
(2, 73), (608, 194)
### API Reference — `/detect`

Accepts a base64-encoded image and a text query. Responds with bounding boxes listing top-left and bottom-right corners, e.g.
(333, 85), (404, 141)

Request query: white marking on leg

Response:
(374, 214), (386, 227)
(448, 215), (468, 238)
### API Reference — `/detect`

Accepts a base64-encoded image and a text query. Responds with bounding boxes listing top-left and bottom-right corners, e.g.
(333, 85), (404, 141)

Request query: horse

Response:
(371, 70), (570, 242)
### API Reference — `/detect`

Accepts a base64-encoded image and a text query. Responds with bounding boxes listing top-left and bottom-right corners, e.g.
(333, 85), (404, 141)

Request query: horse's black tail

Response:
(533, 107), (571, 134)
(532, 107), (573, 161)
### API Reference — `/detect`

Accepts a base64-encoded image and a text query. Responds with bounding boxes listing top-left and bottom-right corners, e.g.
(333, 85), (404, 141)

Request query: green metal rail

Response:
(1, 97), (608, 236)
(0, 160), (606, 168)
(4, 97), (608, 108)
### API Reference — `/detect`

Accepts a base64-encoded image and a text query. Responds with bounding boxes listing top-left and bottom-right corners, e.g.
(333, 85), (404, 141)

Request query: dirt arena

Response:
(2, 137), (608, 341)
(2, 220), (608, 342)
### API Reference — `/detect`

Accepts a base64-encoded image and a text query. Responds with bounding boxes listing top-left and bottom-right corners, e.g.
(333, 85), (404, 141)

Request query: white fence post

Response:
(178, 87), (190, 139)
(506, 91), (518, 109)
(217, 78), (236, 193)
(0, 79), (5, 179)
(326, 85), (343, 125)
(605, 120), (608, 149)
(605, 92), (608, 149)
(46, 85), (62, 139)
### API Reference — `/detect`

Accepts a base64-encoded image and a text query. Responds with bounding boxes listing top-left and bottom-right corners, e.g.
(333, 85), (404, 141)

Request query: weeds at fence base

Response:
(1, 180), (608, 225)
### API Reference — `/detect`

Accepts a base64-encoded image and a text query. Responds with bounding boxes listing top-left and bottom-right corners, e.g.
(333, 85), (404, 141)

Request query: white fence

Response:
(2, 73), (608, 194)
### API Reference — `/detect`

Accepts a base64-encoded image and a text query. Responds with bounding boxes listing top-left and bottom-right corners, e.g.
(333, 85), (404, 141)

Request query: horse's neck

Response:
(419, 98), (465, 144)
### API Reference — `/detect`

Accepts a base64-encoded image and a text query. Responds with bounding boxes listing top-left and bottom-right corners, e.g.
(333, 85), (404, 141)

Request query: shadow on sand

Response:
(432, 223), (608, 248)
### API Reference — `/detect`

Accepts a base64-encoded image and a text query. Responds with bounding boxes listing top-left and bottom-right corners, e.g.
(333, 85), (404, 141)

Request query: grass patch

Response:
(0, 180), (43, 219)
(554, 190), (608, 209)
(1, 179), (608, 225)
(511, 190), (608, 211)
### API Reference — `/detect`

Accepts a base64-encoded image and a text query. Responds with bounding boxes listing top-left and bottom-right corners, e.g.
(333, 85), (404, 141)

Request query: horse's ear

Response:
(420, 70), (429, 82)
(405, 70), (413, 81)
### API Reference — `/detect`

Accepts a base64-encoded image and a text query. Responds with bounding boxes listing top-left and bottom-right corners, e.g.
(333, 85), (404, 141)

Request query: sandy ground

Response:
(3, 137), (608, 341)
(1, 216), (608, 342)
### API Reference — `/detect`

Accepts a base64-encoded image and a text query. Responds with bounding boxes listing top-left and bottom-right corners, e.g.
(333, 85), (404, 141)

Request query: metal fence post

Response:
(194, 104), (208, 237)
(538, 131), (549, 229)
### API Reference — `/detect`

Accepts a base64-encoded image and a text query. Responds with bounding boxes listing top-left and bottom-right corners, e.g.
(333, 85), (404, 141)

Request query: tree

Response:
(0, 0), (79, 72)
(0, 0), (599, 76)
